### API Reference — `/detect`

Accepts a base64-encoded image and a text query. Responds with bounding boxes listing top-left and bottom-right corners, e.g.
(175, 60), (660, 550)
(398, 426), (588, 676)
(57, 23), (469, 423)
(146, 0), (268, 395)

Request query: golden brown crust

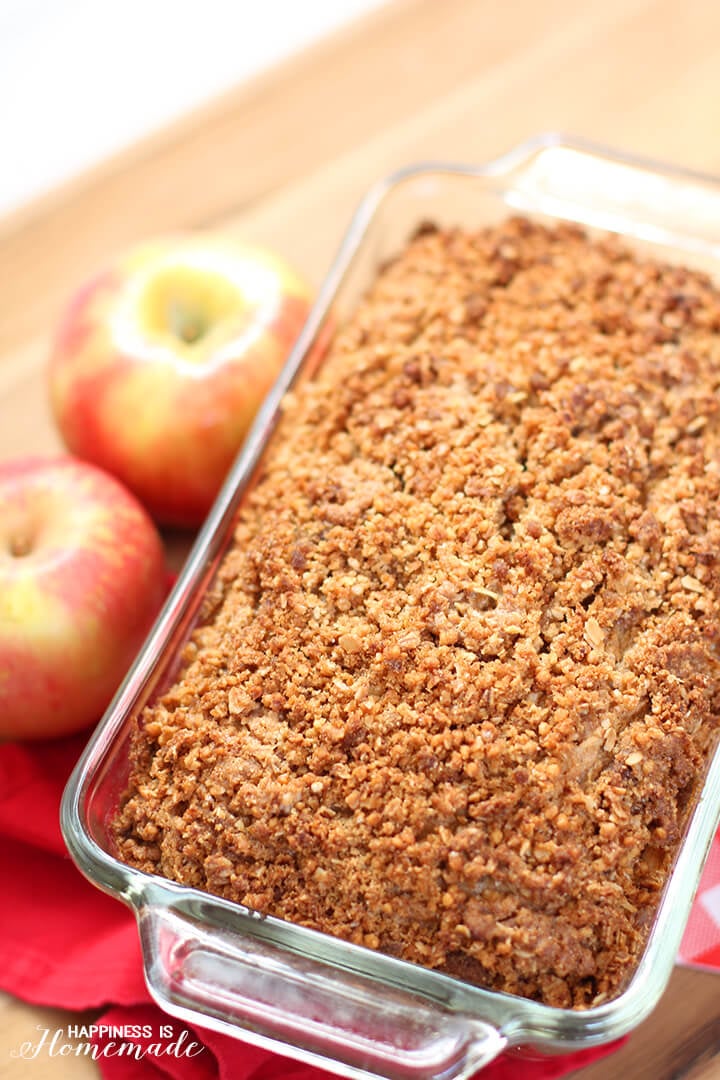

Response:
(113, 217), (720, 1008)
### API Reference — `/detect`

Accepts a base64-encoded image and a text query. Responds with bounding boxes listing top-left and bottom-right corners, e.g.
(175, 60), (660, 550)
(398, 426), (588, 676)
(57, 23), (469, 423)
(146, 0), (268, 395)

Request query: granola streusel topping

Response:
(113, 218), (720, 1007)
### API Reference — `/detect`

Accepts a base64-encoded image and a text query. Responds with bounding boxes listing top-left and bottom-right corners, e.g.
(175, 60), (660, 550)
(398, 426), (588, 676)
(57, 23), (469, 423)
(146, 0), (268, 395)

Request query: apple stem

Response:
(169, 301), (207, 344)
(9, 535), (31, 557)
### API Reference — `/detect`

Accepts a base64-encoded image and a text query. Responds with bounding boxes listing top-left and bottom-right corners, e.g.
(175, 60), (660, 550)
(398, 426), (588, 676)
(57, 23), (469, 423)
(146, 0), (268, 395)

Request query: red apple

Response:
(48, 235), (314, 527)
(0, 456), (166, 741)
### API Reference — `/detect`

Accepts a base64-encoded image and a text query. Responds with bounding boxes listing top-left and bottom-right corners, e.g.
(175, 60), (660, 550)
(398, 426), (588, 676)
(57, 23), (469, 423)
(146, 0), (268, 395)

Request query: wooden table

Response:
(2, 0), (720, 1075)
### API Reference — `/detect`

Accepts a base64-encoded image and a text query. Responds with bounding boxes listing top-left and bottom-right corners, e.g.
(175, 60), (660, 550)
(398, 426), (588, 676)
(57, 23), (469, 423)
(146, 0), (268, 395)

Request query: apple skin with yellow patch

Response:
(48, 235), (314, 527)
(0, 456), (166, 740)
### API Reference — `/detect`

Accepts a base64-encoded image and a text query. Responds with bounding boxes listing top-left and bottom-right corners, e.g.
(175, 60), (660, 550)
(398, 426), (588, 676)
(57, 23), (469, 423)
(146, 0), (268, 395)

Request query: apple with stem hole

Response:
(48, 235), (314, 527)
(0, 456), (167, 740)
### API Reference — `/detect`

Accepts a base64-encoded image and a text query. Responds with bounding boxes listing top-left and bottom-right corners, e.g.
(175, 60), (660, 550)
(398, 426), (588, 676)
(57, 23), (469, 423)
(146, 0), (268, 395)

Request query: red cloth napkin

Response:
(677, 827), (720, 971)
(0, 734), (625, 1079)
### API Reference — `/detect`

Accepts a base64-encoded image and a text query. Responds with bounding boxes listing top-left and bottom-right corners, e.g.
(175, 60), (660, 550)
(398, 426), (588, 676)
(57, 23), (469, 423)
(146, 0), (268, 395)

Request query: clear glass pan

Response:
(62, 134), (720, 1080)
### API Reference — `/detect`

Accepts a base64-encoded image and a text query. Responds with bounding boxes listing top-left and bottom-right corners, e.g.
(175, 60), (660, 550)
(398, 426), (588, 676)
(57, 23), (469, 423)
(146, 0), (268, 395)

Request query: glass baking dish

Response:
(61, 134), (720, 1080)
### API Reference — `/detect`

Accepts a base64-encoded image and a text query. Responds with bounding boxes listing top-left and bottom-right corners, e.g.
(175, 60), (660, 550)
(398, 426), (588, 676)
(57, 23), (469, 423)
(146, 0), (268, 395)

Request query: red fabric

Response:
(677, 827), (720, 973)
(0, 734), (625, 1078)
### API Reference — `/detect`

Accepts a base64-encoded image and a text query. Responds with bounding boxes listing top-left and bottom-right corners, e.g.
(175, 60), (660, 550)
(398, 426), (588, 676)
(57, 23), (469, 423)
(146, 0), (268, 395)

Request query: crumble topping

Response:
(113, 217), (720, 1007)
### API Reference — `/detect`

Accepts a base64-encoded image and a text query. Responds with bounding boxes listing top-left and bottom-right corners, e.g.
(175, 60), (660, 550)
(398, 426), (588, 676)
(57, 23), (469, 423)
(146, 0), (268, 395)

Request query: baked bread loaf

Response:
(113, 217), (720, 1008)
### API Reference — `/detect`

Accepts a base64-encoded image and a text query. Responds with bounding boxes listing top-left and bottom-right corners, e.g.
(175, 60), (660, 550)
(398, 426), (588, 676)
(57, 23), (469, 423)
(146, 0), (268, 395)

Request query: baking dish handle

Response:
(498, 135), (720, 249)
(138, 903), (509, 1080)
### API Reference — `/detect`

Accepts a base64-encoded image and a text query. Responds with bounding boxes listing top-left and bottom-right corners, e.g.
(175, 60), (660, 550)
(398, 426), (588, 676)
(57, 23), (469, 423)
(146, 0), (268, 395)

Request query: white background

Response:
(0, 0), (387, 218)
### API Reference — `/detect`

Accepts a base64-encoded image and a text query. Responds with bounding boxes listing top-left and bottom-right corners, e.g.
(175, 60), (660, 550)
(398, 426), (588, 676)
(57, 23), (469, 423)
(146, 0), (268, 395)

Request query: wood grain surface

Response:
(2, 0), (720, 1077)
